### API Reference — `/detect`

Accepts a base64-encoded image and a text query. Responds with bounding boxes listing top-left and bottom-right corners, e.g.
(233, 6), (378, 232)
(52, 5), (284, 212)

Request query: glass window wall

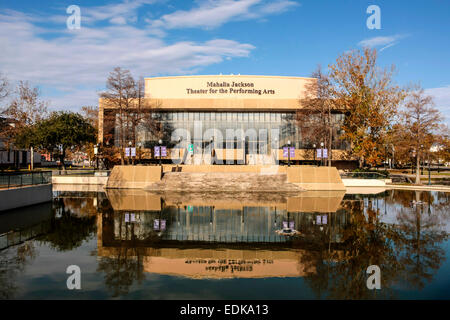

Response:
(113, 111), (347, 152)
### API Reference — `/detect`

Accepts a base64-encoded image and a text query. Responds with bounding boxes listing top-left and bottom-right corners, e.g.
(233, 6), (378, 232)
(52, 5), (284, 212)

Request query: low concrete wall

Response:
(342, 179), (386, 187)
(105, 165), (348, 191)
(287, 166), (346, 191)
(52, 176), (108, 185)
(107, 165), (162, 189)
(386, 184), (450, 191)
(0, 184), (52, 211)
(52, 184), (105, 192)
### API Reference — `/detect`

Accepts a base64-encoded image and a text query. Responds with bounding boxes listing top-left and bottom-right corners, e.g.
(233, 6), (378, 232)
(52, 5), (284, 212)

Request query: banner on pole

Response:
(289, 147), (295, 158)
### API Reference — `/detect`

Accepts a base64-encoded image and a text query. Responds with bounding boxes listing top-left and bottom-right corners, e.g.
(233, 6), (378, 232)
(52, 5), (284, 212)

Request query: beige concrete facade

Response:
(287, 166), (346, 191)
(106, 165), (162, 189)
(144, 75), (314, 109)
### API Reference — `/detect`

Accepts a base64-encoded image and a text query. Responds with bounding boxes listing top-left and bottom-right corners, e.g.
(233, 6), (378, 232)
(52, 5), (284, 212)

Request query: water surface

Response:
(1, 189), (449, 299)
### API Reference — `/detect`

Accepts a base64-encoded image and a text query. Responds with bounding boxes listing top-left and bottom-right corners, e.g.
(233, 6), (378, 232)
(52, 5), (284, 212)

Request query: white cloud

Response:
(0, 6), (255, 111)
(425, 85), (450, 124)
(358, 34), (408, 51)
(81, 0), (160, 25)
(148, 0), (299, 29)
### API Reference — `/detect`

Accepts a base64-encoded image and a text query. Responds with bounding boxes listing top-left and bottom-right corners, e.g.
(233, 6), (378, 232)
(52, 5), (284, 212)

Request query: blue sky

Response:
(0, 0), (449, 121)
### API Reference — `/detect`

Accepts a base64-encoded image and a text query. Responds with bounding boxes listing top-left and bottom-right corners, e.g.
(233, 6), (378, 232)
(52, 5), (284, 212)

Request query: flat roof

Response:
(144, 74), (315, 80)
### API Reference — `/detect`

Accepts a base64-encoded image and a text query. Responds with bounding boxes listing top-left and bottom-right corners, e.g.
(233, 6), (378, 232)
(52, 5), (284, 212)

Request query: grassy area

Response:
(389, 170), (450, 176)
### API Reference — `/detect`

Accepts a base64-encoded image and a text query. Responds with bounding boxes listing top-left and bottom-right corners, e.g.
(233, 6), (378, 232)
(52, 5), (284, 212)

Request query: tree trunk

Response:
(328, 126), (332, 166)
(415, 154), (421, 184)
(61, 149), (66, 170)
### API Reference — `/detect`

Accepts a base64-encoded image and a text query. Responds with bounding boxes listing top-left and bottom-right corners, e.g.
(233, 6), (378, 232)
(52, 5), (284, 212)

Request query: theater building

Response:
(98, 75), (352, 167)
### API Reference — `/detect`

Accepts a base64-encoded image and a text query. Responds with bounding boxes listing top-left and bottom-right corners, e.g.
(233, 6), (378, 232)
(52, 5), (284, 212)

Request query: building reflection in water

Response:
(94, 189), (449, 299)
(98, 190), (349, 280)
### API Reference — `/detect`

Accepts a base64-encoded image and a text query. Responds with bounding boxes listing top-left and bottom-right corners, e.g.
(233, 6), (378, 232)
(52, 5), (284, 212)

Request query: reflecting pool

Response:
(0, 189), (449, 299)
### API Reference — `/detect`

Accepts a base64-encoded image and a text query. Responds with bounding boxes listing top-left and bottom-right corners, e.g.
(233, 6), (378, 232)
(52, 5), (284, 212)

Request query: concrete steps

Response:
(145, 172), (304, 192)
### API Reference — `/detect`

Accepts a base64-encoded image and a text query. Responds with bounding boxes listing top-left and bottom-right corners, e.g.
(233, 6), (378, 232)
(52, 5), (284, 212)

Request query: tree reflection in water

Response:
(0, 242), (37, 299)
(38, 197), (97, 251)
(95, 197), (145, 298)
(299, 191), (449, 299)
(393, 191), (448, 291)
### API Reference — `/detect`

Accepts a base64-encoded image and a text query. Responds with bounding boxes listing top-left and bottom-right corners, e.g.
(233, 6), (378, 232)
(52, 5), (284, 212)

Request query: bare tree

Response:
(81, 105), (99, 130)
(100, 67), (136, 165)
(399, 86), (443, 184)
(100, 68), (156, 165)
(299, 65), (334, 166)
(81, 106), (99, 165)
(0, 72), (9, 106)
(1, 81), (48, 147)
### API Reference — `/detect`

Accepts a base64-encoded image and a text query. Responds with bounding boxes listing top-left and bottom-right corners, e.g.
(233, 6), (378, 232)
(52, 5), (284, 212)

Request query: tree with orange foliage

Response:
(328, 48), (406, 168)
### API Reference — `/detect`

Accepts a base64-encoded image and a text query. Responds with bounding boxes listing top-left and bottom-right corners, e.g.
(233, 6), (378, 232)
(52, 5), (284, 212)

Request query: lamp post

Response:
(320, 142), (324, 167)
(95, 144), (99, 169)
(384, 145), (387, 171)
(287, 140), (291, 167)
(158, 139), (162, 167)
(420, 144), (424, 175)
(30, 146), (34, 171)
(428, 152), (431, 185)
(128, 141), (133, 165)
(391, 144), (395, 169)
(313, 143), (316, 166)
